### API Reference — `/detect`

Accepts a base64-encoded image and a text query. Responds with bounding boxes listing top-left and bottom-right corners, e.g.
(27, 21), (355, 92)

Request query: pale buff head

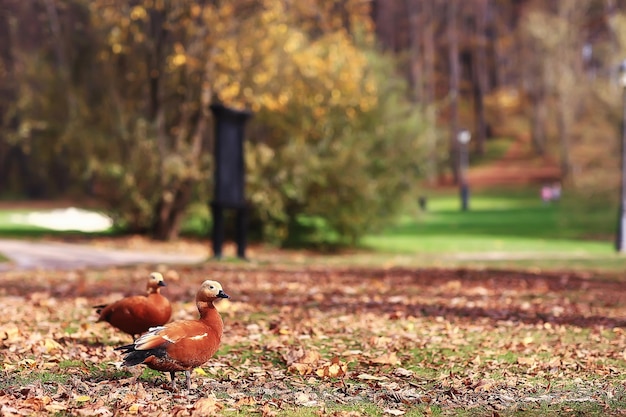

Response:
(196, 280), (229, 302)
(147, 272), (166, 293)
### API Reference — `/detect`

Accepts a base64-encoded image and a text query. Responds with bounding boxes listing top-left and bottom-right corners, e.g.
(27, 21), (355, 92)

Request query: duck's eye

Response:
(209, 286), (215, 290)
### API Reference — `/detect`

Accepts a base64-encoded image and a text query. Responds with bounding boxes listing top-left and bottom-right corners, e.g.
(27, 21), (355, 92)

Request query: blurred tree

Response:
(519, 13), (548, 156)
(470, 0), (490, 156)
(207, 1), (425, 244)
(85, 0), (222, 239)
(573, 1), (626, 195)
(519, 0), (592, 180)
(0, 0), (89, 197)
(9, 0), (626, 243)
(447, 0), (461, 183)
(405, 0), (443, 185)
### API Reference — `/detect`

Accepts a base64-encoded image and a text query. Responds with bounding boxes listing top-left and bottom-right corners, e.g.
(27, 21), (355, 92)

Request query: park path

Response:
(467, 138), (561, 187)
(0, 238), (207, 271)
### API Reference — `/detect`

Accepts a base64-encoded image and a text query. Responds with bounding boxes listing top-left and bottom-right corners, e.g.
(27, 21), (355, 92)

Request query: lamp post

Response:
(617, 60), (626, 252)
(458, 129), (471, 211)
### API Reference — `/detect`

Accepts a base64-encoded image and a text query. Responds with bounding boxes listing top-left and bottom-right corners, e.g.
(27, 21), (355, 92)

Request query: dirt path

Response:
(467, 138), (561, 187)
(0, 238), (208, 271)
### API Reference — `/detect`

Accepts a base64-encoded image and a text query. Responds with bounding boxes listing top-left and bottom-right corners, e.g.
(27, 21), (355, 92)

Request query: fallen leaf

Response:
(357, 373), (388, 381)
(235, 397), (256, 407)
(261, 403), (277, 417)
(288, 362), (313, 376)
(191, 397), (222, 416)
(393, 367), (414, 377)
(372, 352), (400, 365)
(43, 338), (63, 353)
(295, 393), (317, 407)
(76, 406), (113, 416)
(0, 323), (20, 344)
(474, 380), (495, 392)
(314, 361), (347, 378)
(517, 357), (536, 366)
(22, 397), (45, 411)
(45, 402), (69, 413)
(194, 367), (207, 376)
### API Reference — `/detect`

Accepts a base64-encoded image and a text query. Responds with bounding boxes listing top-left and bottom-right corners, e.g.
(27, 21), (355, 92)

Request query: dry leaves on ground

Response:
(1, 263), (626, 416)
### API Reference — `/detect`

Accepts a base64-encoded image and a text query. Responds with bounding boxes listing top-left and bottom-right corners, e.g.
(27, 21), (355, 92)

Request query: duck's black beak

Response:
(217, 290), (229, 299)
(158, 281), (167, 287)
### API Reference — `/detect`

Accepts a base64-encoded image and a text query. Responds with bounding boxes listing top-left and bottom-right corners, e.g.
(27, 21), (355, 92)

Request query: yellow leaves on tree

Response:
(130, 5), (148, 21)
(168, 43), (187, 69)
(90, 0), (379, 124)
(208, 1), (377, 116)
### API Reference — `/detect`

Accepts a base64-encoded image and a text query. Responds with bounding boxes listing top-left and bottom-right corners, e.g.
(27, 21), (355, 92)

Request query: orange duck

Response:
(115, 280), (229, 391)
(95, 272), (172, 339)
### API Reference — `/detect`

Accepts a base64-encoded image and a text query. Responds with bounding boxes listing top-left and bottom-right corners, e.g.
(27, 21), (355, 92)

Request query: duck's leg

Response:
(169, 371), (177, 391)
(185, 370), (192, 391)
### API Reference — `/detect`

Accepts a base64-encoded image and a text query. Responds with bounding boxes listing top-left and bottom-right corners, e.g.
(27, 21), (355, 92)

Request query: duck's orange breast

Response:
(136, 319), (223, 371)
(165, 324), (222, 368)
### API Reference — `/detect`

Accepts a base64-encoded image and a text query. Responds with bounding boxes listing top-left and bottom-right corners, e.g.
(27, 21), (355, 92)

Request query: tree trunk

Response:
(529, 91), (547, 155)
(0, 1), (15, 191)
(373, 0), (396, 50)
(152, 180), (194, 241)
(406, 0), (445, 186)
(472, 0), (490, 156)
(448, 0), (460, 183)
(147, 2), (211, 241)
(406, 0), (422, 103)
(148, 7), (167, 120)
(43, 0), (78, 120)
(557, 94), (572, 180)
(423, 0), (438, 185)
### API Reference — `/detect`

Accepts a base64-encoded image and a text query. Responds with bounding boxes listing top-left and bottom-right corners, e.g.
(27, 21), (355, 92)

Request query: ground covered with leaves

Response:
(1, 262), (626, 416)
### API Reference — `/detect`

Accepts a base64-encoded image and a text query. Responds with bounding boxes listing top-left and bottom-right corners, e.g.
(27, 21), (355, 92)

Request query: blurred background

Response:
(2, 0), (626, 254)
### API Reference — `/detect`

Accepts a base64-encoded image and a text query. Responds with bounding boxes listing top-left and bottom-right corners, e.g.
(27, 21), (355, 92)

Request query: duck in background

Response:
(95, 272), (172, 339)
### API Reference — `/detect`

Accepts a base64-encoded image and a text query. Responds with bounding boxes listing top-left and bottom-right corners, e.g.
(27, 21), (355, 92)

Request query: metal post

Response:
(458, 130), (471, 211)
(460, 140), (469, 211)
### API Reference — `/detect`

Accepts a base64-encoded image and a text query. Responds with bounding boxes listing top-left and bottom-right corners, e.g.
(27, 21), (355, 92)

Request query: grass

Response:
(3, 264), (626, 416)
(1, 184), (625, 272)
(366, 188), (615, 250)
(356, 187), (626, 273)
(0, 369), (71, 389)
(0, 210), (52, 234)
(221, 403), (438, 417)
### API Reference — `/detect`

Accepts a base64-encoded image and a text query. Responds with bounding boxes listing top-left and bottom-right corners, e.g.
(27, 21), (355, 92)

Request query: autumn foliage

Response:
(1, 261), (625, 415)
(0, 0), (425, 244)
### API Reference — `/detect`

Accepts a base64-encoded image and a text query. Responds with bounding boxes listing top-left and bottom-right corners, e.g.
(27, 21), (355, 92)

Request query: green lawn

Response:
(2, 187), (626, 272)
(0, 210), (49, 233)
(360, 187), (626, 273)
(365, 187), (615, 251)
